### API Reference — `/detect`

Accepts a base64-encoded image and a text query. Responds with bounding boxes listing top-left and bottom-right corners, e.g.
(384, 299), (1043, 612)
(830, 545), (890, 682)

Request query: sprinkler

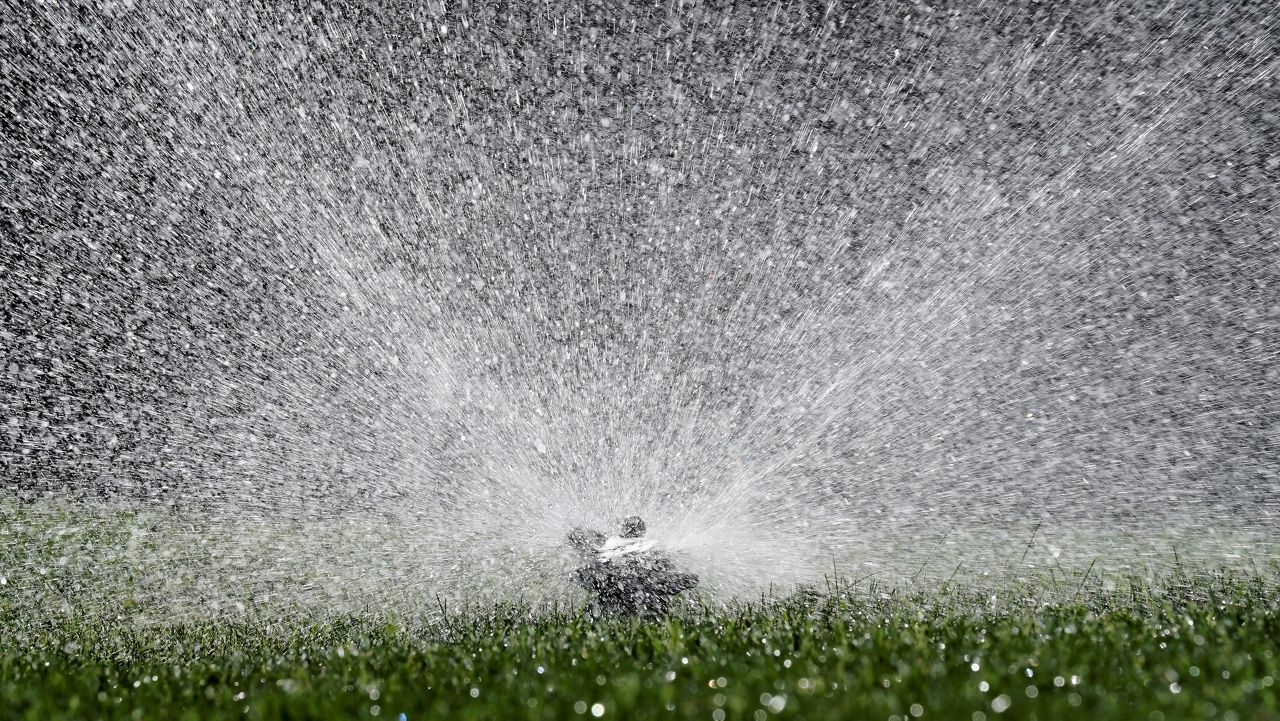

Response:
(568, 516), (699, 617)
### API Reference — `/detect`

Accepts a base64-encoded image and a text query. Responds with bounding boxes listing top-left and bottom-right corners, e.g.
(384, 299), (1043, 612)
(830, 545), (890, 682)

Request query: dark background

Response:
(2, 0), (1276, 524)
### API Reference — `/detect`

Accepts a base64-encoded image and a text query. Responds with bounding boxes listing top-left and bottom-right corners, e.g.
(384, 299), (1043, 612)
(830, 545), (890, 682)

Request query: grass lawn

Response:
(2, 571), (1277, 720)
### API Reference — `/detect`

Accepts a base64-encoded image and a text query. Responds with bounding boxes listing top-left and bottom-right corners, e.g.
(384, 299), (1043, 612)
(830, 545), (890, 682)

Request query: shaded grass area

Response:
(2, 573), (1278, 720)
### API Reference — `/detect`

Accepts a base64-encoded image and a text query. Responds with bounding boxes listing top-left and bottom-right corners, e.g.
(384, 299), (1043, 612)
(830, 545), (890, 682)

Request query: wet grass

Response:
(2, 572), (1278, 720)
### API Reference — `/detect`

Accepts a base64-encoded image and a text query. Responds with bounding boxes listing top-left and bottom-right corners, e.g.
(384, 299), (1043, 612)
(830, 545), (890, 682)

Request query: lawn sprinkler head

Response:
(568, 517), (698, 617)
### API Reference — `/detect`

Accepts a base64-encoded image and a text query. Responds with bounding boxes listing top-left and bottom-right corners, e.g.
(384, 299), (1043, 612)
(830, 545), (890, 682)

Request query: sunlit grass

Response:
(3, 568), (1277, 720)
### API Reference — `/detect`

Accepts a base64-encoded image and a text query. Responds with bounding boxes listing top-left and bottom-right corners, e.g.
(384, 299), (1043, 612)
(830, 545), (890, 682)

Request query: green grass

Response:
(3, 573), (1278, 721)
